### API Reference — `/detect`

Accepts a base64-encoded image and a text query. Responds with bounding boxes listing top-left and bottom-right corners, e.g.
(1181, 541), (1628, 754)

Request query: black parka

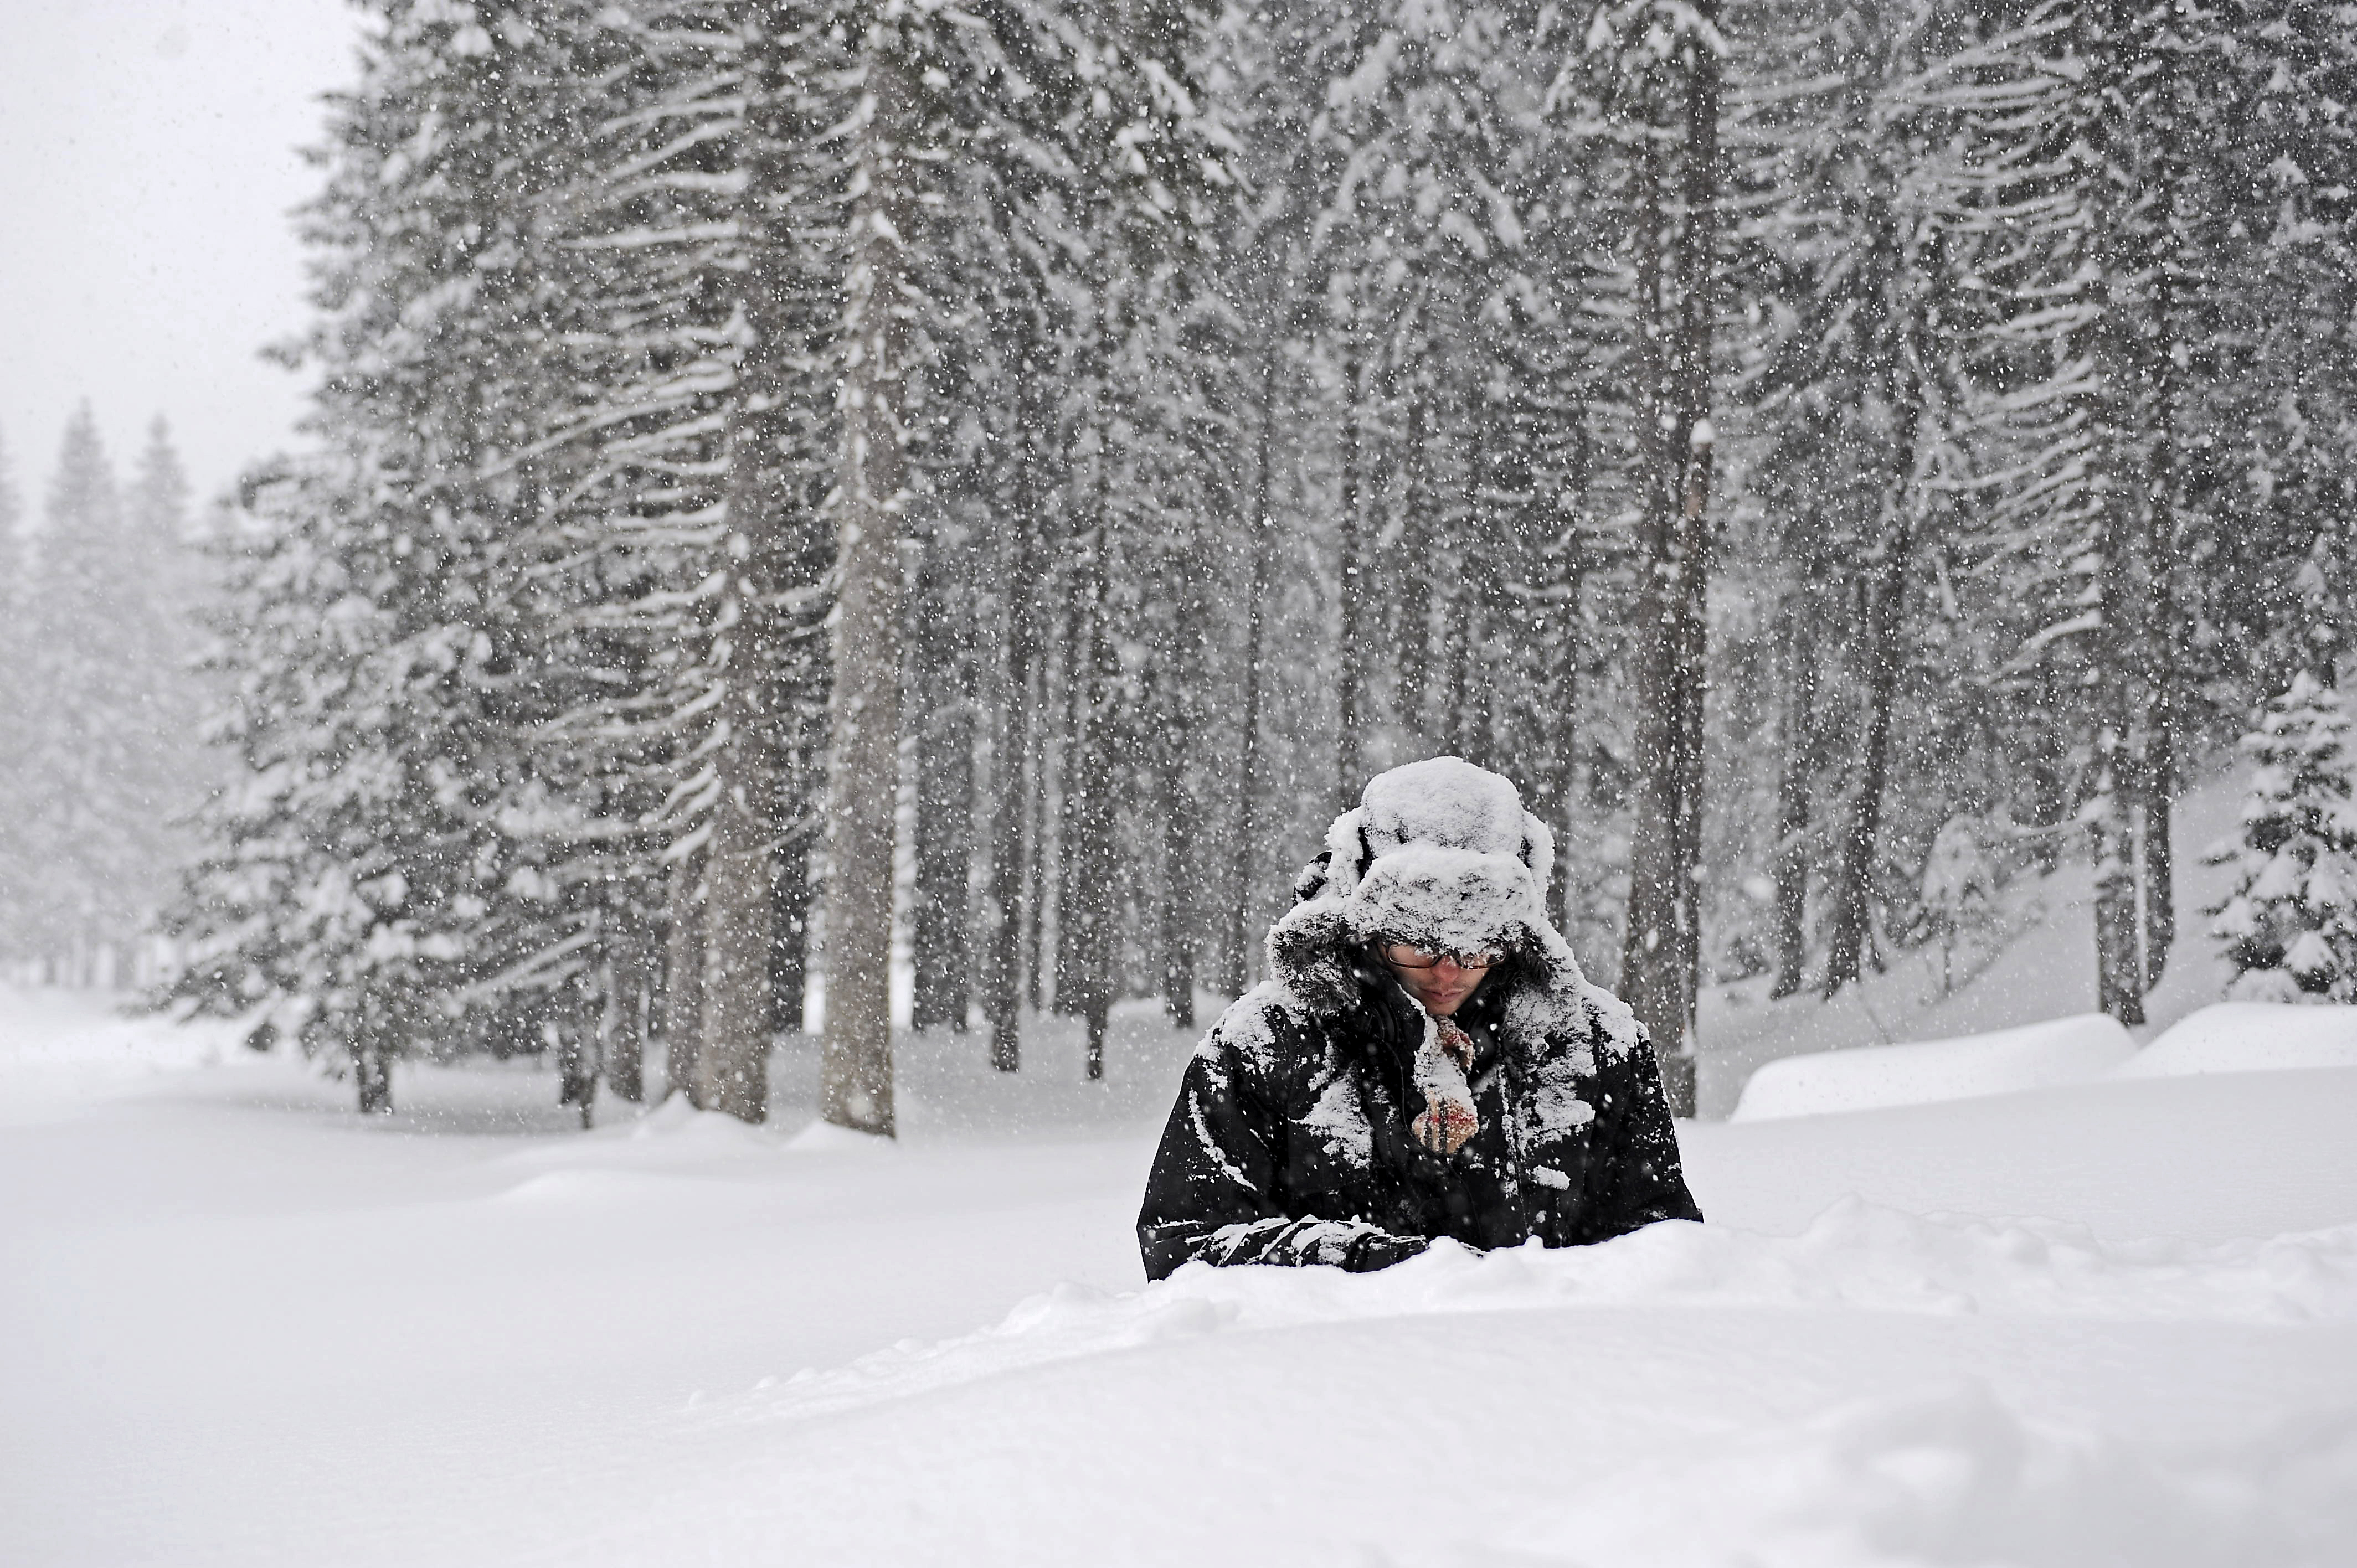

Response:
(1137, 927), (1703, 1280)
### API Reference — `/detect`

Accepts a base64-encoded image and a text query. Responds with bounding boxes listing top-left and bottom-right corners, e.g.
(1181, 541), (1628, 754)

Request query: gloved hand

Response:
(1346, 1230), (1433, 1272)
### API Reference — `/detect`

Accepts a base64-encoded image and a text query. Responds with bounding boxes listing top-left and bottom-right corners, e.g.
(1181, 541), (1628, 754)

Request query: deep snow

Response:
(1689, 771), (2253, 1118)
(4, 978), (2354, 1566)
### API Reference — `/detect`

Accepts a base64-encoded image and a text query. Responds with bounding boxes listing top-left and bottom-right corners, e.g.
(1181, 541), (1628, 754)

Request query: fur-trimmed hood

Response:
(1265, 757), (1644, 1062)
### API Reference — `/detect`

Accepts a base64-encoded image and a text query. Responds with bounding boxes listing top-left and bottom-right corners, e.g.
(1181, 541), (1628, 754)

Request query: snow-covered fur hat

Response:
(1270, 757), (1587, 1004)
(1265, 756), (1645, 1067)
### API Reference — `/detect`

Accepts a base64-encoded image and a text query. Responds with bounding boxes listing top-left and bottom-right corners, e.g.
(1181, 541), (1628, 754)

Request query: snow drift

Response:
(2118, 1001), (2357, 1078)
(1731, 1014), (2135, 1121)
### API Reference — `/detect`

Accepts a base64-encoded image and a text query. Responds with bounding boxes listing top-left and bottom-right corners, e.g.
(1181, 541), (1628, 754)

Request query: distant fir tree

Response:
(2210, 673), (2357, 1004)
(0, 424), (25, 964)
(5, 409), (208, 984)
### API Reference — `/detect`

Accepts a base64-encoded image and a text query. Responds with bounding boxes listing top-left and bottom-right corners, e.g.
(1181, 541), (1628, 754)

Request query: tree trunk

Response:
(692, 431), (783, 1121)
(820, 24), (914, 1137)
(604, 936), (647, 1103)
(353, 1020), (393, 1115)
(1615, 24), (1721, 1118)
(697, 786), (774, 1121)
(1224, 333), (1279, 998)
(1022, 684), (1048, 1014)
(557, 994), (597, 1131)
(1396, 388), (1433, 745)
(1065, 523), (1119, 1079)
(1335, 326), (1367, 792)
(661, 847), (706, 1104)
(1824, 363), (1923, 998)
(1531, 522), (1585, 935)
(1051, 567), (1087, 1017)
(1768, 585), (1820, 1000)
(2087, 16), (2181, 1025)
(982, 419), (1041, 1070)
(1157, 677), (1197, 1031)
(1157, 522), (1201, 1032)
(768, 815), (811, 1035)
(356, 1047), (393, 1115)
(911, 537), (974, 1033)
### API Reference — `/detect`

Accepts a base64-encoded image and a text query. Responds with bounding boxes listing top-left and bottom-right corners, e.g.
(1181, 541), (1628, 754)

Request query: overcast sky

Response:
(1, 0), (362, 513)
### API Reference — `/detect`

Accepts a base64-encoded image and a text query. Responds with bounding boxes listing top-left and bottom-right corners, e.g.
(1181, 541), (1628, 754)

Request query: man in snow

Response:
(1138, 756), (1702, 1278)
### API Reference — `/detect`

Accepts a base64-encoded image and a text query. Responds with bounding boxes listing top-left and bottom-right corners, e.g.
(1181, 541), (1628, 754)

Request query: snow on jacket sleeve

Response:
(1136, 1015), (1430, 1281)
(1570, 1030), (1705, 1241)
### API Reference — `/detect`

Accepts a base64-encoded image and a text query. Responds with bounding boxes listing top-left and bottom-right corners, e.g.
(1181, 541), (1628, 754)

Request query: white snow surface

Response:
(2117, 1001), (2357, 1079)
(5, 982), (2355, 1565)
(1732, 1014), (2137, 1121)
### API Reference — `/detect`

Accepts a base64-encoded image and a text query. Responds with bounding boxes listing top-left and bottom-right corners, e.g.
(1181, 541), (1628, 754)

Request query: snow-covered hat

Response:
(1266, 755), (1573, 986)
(1318, 757), (1556, 956)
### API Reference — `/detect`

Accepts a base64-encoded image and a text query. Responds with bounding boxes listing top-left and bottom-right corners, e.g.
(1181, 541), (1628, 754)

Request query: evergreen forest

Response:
(8, 0), (2351, 1124)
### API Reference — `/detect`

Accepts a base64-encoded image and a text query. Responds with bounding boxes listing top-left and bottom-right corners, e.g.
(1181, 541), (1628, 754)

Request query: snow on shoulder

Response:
(2117, 1002), (2357, 1078)
(1732, 1014), (2135, 1121)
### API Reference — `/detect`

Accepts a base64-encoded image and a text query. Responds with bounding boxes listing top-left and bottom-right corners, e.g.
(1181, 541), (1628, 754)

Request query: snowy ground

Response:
(1690, 772), (2250, 1118)
(5, 966), (2355, 1566)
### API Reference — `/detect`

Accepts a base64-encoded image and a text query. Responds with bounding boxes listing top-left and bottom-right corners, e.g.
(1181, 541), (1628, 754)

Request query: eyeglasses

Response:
(1382, 943), (1504, 973)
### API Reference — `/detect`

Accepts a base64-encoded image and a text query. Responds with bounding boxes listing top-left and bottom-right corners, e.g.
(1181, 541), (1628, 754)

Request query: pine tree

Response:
(14, 410), (202, 982)
(2210, 673), (2357, 1003)
(0, 424), (27, 966)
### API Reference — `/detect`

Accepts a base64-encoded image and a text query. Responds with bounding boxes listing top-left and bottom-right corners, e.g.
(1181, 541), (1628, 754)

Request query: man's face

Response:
(1381, 943), (1496, 1018)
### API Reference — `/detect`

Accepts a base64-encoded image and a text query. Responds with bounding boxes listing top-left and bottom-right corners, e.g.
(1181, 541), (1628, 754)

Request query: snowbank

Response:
(758, 1198), (2357, 1422)
(2117, 1002), (2357, 1079)
(1693, 771), (2250, 1118)
(1731, 1014), (2134, 1121)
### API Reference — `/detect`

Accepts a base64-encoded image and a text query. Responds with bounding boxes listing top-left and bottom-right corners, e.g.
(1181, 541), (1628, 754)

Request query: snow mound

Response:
(747, 1200), (2357, 1423)
(1495, 1382), (2357, 1568)
(1731, 1015), (2135, 1121)
(626, 1094), (781, 1147)
(2116, 1002), (2357, 1079)
(784, 1118), (895, 1153)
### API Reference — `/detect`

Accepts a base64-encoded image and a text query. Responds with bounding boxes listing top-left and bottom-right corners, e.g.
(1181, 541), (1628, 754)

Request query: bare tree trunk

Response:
(1157, 508), (1202, 1032)
(1615, 23), (1721, 1118)
(1157, 670), (1197, 1030)
(1059, 275), (1125, 1077)
(697, 788), (774, 1121)
(1065, 493), (1119, 1080)
(1051, 571), (1087, 1017)
(2088, 55), (2181, 1027)
(692, 395), (785, 1122)
(661, 847), (705, 1104)
(604, 935), (647, 1103)
(911, 533), (974, 1033)
(820, 24), (913, 1137)
(1768, 592), (1819, 1000)
(1224, 333), (1279, 998)
(1022, 679), (1048, 1013)
(982, 424), (1039, 1069)
(1335, 322), (1367, 792)
(1396, 388), (1433, 745)
(353, 1011), (393, 1116)
(1532, 524), (1586, 935)
(768, 814), (811, 1035)
(557, 987), (597, 1131)
(1824, 369), (1922, 997)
